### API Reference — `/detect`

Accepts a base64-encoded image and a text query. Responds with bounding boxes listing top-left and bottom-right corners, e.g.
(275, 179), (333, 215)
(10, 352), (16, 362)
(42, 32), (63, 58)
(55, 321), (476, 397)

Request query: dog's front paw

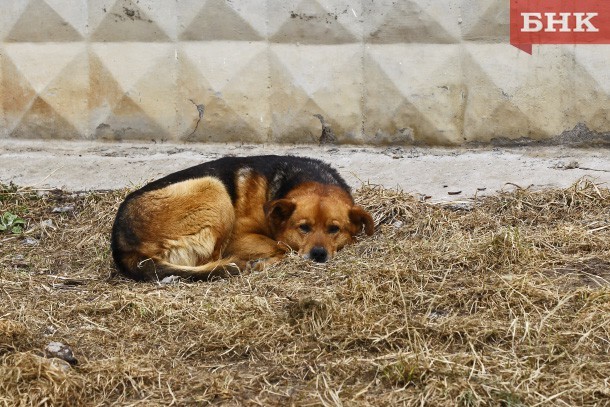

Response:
(246, 256), (283, 271)
(246, 259), (265, 271)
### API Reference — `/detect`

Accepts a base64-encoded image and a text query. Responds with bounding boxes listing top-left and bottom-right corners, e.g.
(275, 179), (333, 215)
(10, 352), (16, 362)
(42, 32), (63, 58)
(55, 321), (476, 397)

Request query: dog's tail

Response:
(114, 251), (242, 282)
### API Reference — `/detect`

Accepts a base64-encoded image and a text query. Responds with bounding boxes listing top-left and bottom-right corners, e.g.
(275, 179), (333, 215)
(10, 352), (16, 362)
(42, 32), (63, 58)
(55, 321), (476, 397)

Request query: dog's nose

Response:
(309, 246), (328, 263)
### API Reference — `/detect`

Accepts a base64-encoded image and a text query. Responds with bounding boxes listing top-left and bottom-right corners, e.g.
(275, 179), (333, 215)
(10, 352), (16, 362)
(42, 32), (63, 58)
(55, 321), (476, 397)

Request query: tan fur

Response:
(226, 172), (289, 264)
(113, 162), (374, 281)
(117, 177), (237, 279)
(269, 182), (368, 260)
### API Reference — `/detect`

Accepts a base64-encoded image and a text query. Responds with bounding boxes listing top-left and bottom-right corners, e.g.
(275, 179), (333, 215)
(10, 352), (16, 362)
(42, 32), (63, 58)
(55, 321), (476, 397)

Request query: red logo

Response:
(510, 0), (610, 53)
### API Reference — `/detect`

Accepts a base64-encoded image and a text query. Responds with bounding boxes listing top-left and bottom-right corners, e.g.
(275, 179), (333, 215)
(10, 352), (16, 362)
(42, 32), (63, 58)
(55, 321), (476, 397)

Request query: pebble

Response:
(160, 275), (181, 284)
(23, 237), (38, 246)
(45, 341), (78, 365)
(52, 205), (75, 213)
(43, 325), (58, 336)
(48, 358), (72, 373)
(41, 219), (55, 229)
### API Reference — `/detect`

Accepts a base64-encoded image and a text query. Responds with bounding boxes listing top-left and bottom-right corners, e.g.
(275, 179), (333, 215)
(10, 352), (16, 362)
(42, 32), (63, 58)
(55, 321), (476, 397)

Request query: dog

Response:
(111, 155), (374, 281)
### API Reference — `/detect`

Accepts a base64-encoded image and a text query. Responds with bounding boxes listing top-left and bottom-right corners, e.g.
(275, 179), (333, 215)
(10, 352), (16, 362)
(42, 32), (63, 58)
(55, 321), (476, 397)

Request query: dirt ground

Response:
(1, 140), (609, 200)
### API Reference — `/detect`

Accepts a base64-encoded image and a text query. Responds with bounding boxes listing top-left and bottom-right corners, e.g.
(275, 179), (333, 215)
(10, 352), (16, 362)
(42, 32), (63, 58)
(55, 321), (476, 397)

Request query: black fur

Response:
(124, 155), (351, 203)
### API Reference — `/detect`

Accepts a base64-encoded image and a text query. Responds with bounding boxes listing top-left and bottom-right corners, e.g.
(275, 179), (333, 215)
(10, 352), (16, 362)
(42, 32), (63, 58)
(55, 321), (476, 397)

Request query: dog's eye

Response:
(299, 224), (311, 233)
(328, 225), (340, 234)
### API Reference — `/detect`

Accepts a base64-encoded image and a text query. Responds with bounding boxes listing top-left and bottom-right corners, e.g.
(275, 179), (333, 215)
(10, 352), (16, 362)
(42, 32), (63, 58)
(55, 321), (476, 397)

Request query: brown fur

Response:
(111, 157), (374, 281)
(265, 182), (371, 260)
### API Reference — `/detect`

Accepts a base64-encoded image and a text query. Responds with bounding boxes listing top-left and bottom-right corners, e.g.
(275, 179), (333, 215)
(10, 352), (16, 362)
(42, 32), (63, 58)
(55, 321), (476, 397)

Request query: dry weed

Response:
(0, 179), (609, 406)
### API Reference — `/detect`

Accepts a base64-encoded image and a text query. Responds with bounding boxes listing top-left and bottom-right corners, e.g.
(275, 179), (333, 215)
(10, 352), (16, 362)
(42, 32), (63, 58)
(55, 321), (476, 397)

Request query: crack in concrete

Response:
(186, 100), (205, 139)
(313, 114), (337, 145)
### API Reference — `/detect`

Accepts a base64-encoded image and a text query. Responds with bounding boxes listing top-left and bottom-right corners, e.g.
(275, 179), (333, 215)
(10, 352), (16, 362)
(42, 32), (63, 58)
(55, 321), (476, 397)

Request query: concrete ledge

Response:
(1, 140), (608, 202)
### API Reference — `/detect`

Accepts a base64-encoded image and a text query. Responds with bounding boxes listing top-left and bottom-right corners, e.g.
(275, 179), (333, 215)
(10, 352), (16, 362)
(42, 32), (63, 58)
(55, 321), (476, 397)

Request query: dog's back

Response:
(121, 155), (350, 202)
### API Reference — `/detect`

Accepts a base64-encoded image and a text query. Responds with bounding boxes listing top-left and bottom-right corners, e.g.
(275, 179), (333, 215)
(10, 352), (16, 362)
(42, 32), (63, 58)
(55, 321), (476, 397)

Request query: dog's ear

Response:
(264, 199), (296, 233)
(349, 205), (375, 236)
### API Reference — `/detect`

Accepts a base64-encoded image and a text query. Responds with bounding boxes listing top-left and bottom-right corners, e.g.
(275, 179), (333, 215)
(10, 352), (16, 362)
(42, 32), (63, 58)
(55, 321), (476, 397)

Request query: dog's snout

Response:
(310, 246), (328, 263)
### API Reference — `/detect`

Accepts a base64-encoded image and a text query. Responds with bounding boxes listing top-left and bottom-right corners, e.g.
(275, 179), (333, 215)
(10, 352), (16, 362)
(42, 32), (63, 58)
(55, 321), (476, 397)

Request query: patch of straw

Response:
(0, 179), (609, 406)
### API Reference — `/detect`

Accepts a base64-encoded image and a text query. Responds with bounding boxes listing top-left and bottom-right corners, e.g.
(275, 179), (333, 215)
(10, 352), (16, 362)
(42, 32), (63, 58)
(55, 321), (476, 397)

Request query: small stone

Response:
(160, 275), (181, 284)
(48, 358), (72, 373)
(52, 205), (75, 213)
(45, 341), (77, 365)
(445, 202), (474, 212)
(41, 219), (55, 229)
(23, 237), (38, 246)
(43, 325), (58, 336)
(429, 309), (449, 320)
(553, 160), (580, 170)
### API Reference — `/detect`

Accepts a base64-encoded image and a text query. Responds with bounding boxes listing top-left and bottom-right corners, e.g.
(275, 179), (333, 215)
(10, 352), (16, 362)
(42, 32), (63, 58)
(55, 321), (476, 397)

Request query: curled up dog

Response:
(111, 155), (374, 281)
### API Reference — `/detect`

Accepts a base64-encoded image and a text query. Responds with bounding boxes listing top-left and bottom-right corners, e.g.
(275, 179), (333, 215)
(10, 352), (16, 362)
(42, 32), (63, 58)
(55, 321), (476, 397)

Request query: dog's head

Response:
(264, 182), (374, 263)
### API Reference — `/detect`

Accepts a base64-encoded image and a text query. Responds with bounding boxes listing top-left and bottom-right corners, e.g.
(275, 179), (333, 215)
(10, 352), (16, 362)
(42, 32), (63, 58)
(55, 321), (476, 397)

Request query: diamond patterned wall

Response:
(0, 0), (608, 144)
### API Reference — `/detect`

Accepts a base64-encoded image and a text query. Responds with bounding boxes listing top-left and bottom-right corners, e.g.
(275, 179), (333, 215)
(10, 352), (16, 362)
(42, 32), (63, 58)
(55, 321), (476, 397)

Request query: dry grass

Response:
(1, 179), (609, 406)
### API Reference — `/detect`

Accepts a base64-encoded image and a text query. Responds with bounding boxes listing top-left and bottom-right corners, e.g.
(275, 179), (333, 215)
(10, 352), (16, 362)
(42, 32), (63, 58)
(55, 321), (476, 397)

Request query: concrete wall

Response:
(1, 0), (609, 145)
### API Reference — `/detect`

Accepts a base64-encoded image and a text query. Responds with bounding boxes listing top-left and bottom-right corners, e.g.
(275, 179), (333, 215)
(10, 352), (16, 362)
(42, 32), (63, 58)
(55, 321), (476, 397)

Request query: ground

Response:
(0, 142), (609, 406)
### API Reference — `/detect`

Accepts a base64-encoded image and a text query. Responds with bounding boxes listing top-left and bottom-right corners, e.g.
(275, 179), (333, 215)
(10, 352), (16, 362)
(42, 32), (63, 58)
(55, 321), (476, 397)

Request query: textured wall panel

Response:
(463, 44), (574, 141)
(269, 44), (363, 143)
(362, 0), (461, 44)
(571, 46), (610, 133)
(177, 42), (270, 142)
(179, 0), (266, 41)
(268, 0), (362, 44)
(89, 0), (175, 42)
(6, 0), (87, 42)
(0, 0), (608, 144)
(4, 43), (89, 139)
(89, 43), (176, 140)
(460, 1), (509, 42)
(364, 44), (463, 145)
